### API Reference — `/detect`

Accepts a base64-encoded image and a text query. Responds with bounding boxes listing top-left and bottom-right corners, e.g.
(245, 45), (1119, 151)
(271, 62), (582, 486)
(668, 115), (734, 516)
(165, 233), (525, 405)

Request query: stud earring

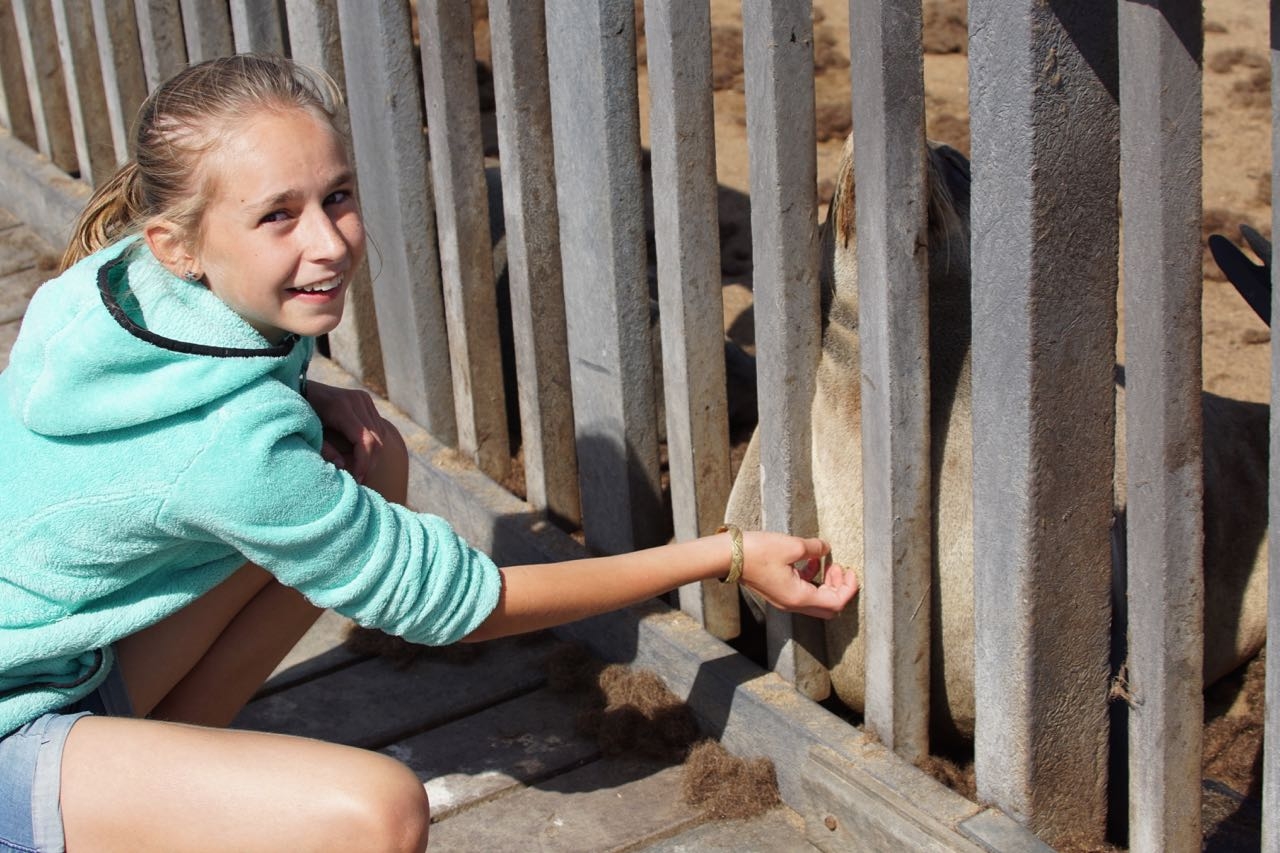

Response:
(181, 270), (201, 282)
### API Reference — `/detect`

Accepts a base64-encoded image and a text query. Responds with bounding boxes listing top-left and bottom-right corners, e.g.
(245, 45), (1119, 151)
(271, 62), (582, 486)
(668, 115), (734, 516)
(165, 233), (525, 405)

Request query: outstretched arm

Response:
(463, 530), (858, 642)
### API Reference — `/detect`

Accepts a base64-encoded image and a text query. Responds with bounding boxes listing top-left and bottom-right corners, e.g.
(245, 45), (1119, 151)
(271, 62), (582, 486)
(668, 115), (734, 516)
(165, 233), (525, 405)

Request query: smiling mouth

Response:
(289, 274), (344, 294)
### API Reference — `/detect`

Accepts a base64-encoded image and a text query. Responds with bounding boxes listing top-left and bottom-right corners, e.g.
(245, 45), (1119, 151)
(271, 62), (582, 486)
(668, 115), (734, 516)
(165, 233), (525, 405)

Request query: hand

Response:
(737, 531), (858, 619)
(304, 381), (387, 484)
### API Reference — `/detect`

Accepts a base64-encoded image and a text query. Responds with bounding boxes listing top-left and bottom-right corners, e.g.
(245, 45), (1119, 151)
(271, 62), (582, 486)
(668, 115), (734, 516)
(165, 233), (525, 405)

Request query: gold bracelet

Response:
(715, 524), (744, 585)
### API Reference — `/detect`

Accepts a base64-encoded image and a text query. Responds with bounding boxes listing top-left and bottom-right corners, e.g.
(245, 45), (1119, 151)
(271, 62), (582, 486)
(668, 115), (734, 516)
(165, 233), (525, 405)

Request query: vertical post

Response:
(487, 0), (580, 528)
(849, 0), (932, 761)
(417, 0), (511, 483)
(644, 0), (736, 637)
(12, 0), (77, 173)
(969, 1), (1118, 845)
(545, 0), (665, 554)
(1119, 4), (1204, 851)
(91, 0), (147, 164)
(1266, 5), (1280, 851)
(285, 0), (385, 393)
(230, 0), (285, 54)
(741, 0), (828, 699)
(133, 0), (187, 93)
(337, 0), (457, 442)
(51, 0), (115, 185)
(179, 0), (233, 63)
(0, 0), (37, 146)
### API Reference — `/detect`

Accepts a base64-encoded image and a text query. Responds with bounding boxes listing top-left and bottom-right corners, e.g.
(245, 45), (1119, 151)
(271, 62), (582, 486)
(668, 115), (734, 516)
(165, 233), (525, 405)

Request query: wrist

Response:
(715, 524), (745, 584)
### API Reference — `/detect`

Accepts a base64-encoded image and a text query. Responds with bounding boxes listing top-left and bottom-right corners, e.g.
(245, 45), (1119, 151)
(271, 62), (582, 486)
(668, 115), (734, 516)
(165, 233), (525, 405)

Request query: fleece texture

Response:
(0, 238), (501, 735)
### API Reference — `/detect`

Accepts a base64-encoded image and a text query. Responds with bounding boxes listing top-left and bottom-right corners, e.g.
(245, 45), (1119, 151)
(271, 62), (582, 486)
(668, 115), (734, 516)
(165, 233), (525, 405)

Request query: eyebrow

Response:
(245, 169), (356, 214)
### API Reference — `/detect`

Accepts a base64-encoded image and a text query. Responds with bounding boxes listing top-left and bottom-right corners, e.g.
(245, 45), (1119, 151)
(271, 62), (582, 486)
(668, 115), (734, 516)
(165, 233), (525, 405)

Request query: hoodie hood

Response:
(5, 238), (309, 436)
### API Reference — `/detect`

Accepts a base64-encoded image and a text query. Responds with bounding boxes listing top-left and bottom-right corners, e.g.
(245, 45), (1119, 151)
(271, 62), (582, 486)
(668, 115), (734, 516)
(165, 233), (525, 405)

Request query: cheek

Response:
(344, 217), (367, 263)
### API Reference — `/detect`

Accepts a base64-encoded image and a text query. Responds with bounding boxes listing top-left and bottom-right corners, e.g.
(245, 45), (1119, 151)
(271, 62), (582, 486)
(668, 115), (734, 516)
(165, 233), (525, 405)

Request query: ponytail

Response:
(60, 161), (146, 272)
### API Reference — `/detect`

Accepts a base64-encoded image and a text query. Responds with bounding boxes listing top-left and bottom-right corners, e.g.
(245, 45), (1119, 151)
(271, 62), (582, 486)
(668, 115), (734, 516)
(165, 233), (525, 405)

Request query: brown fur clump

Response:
(343, 625), (482, 669)
(914, 754), (976, 802)
(545, 641), (606, 693)
(576, 665), (701, 761)
(682, 740), (782, 820)
(545, 645), (782, 819)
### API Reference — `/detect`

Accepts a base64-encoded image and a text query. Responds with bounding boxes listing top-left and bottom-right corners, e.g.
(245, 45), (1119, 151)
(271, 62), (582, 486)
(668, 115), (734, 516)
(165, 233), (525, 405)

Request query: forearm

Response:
(462, 535), (732, 642)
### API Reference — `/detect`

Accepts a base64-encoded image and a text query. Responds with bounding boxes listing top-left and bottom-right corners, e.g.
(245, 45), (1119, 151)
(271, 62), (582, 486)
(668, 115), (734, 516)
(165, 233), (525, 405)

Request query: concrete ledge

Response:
(0, 129), (92, 251)
(310, 353), (1044, 852)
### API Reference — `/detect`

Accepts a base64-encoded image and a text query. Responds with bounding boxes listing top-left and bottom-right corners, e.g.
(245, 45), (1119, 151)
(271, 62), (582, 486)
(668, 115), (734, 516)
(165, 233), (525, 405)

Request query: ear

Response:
(143, 220), (200, 280)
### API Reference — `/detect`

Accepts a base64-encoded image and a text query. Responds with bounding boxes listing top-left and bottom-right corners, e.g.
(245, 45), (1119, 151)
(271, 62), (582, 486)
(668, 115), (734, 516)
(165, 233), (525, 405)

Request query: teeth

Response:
(295, 275), (343, 294)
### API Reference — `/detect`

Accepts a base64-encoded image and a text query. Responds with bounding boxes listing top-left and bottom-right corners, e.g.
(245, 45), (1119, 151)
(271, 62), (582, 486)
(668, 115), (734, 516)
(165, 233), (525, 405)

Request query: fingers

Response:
(310, 385), (386, 484)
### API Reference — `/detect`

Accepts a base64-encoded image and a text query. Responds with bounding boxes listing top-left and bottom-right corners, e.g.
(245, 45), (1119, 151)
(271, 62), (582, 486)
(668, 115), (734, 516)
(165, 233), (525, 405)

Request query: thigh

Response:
(61, 715), (430, 853)
(115, 562), (276, 716)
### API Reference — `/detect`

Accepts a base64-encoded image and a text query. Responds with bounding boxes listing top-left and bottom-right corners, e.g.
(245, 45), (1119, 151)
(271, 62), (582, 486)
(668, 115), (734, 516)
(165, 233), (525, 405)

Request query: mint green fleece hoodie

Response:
(0, 238), (501, 735)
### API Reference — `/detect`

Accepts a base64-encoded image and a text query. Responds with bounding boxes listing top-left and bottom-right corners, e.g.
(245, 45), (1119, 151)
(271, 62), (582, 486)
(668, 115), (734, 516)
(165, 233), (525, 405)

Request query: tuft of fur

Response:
(682, 740), (782, 820)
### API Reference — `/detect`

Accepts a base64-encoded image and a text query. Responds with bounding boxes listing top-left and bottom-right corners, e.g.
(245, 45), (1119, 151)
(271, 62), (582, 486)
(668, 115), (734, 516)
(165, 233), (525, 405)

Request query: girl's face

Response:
(191, 107), (365, 343)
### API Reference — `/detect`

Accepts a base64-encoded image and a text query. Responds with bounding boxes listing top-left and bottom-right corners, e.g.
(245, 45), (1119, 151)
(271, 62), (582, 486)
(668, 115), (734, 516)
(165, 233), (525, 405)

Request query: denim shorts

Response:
(0, 664), (134, 853)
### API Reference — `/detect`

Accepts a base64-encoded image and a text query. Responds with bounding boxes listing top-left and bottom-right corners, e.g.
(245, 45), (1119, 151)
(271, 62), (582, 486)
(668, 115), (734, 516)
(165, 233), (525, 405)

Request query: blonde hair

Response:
(61, 53), (343, 271)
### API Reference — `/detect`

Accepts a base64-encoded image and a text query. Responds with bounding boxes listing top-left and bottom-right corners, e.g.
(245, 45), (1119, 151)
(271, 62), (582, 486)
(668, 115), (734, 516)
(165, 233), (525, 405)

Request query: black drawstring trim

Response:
(97, 255), (298, 358)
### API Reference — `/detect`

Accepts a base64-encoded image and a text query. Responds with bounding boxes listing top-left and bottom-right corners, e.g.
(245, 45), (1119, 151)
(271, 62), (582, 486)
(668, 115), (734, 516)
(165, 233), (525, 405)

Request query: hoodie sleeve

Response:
(158, 385), (501, 646)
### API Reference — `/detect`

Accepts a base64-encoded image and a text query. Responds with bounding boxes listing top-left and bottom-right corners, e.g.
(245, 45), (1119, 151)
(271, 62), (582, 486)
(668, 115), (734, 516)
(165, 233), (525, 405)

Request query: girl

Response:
(0, 54), (857, 852)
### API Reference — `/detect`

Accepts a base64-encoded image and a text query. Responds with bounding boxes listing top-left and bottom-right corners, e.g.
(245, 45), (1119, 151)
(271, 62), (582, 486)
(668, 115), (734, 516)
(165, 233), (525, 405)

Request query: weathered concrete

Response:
(0, 129), (88, 254)
(740, 0), (827, 701)
(968, 1), (1118, 843)
(545, 0), (664, 555)
(1119, 3), (1206, 851)
(644, 0), (737, 639)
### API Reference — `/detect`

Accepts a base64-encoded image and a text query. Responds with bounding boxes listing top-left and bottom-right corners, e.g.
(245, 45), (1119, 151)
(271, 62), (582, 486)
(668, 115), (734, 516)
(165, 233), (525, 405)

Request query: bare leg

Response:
(116, 422), (408, 725)
(63, 422), (421, 850)
(61, 718), (430, 853)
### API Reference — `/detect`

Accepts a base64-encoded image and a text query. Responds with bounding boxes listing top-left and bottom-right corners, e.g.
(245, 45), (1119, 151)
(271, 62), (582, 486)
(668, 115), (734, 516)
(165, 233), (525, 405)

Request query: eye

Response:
(325, 188), (355, 207)
(259, 209), (291, 225)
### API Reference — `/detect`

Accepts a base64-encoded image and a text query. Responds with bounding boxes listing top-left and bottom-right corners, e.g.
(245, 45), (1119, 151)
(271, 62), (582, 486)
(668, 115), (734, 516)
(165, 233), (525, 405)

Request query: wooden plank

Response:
(0, 220), (50, 277)
(1267, 5), (1280, 851)
(643, 0), (737, 638)
(383, 688), (598, 820)
(545, 0), (664, 554)
(641, 808), (813, 853)
(849, 0), (931, 762)
(132, 0), (187, 93)
(179, 0), (232, 63)
(12, 0), (76, 172)
(284, 0), (386, 392)
(803, 745), (984, 853)
(1118, 4), (1205, 851)
(0, 0), (36, 147)
(486, 0), (580, 526)
(968, 1), (1118, 845)
(229, 0), (284, 54)
(740, 0), (827, 700)
(427, 759), (704, 851)
(0, 266), (45, 326)
(233, 634), (552, 748)
(50, 0), (115, 185)
(335, 0), (457, 441)
(90, 0), (147, 164)
(0, 118), (92, 248)
(417, 0), (510, 483)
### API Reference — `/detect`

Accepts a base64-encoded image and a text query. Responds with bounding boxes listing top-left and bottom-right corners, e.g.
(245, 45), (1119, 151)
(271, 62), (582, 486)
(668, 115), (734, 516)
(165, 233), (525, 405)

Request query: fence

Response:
(0, 1), (1273, 850)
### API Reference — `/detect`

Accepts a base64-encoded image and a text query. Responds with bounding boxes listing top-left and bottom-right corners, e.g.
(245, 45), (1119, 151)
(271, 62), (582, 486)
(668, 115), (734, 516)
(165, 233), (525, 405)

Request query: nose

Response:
(301, 205), (350, 264)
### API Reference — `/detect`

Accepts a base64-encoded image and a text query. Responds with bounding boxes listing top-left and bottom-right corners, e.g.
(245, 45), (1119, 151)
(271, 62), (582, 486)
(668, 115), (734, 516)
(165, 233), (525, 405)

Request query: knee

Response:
(368, 418), (409, 505)
(337, 754), (430, 853)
